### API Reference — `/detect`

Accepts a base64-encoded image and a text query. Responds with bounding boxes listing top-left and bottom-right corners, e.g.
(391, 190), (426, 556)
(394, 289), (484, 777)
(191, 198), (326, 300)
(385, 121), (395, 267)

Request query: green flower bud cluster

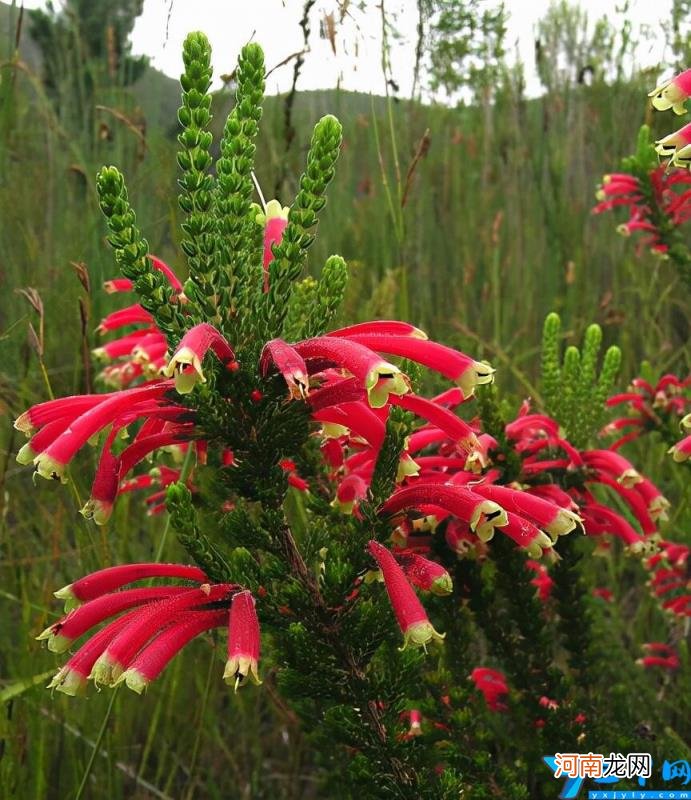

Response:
(96, 166), (185, 340)
(261, 114), (343, 337)
(215, 43), (265, 317)
(540, 312), (621, 447)
(177, 32), (216, 318)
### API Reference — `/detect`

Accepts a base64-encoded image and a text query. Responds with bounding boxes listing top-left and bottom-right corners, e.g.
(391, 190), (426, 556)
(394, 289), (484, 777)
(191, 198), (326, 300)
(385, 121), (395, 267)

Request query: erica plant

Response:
(17, 34), (689, 798)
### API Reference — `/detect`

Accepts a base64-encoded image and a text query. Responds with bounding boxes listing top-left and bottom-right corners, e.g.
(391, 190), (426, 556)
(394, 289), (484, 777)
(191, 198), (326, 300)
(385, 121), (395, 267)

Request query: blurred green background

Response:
(0, 1), (688, 797)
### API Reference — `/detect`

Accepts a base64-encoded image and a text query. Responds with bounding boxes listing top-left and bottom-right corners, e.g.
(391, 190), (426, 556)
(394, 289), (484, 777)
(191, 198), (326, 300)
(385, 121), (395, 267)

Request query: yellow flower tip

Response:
(429, 573), (454, 597)
(14, 412), (35, 436)
(223, 657), (261, 692)
(48, 667), (87, 697)
(53, 584), (81, 613)
(616, 223), (630, 237)
(264, 198), (290, 222)
(400, 621), (445, 652)
(16, 442), (37, 465)
(80, 499), (113, 526)
(92, 655), (123, 687)
(117, 668), (148, 695)
(595, 188), (606, 201)
(411, 514), (438, 533)
(366, 364), (409, 409)
(617, 469), (642, 489)
(396, 455), (420, 482)
(457, 360), (495, 400)
(322, 422), (350, 439)
(33, 454), (67, 483)
(470, 501), (507, 543)
(525, 539), (553, 559)
(92, 347), (109, 362)
(410, 325), (429, 340)
(331, 497), (355, 515)
(546, 509), (583, 539)
(45, 633), (71, 654)
(648, 496), (670, 523)
(363, 568), (383, 585)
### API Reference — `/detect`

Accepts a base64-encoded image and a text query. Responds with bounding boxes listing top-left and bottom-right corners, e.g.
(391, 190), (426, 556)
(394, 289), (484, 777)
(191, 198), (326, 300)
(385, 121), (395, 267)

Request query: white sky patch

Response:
(20, 0), (675, 96)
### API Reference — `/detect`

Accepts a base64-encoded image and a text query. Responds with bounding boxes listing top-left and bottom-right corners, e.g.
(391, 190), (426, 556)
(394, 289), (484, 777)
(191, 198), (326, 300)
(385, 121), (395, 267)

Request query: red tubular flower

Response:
(381, 483), (508, 543)
(389, 394), (479, 454)
(80, 445), (121, 525)
(28, 381), (174, 482)
(669, 433), (691, 462)
(470, 667), (508, 712)
(253, 199), (289, 290)
(637, 643), (680, 671)
(526, 559), (554, 602)
(649, 68), (691, 114)
(580, 502), (648, 551)
(293, 336), (409, 409)
(14, 392), (117, 436)
(328, 320), (427, 339)
(473, 484), (582, 540)
(117, 609), (227, 694)
(496, 512), (553, 558)
(164, 323), (235, 394)
(90, 585), (232, 686)
(47, 609), (143, 696)
(103, 277), (134, 294)
(36, 586), (194, 653)
(260, 338), (309, 399)
(592, 587), (613, 602)
(394, 552), (453, 596)
(15, 417), (73, 466)
(583, 449), (642, 488)
(97, 303), (156, 334)
(333, 473), (369, 514)
(670, 414), (691, 462)
(313, 401), (387, 449)
(341, 333), (494, 399)
(54, 562), (208, 610)
(223, 590), (262, 690)
(656, 122), (691, 167)
(406, 708), (423, 737)
(367, 540), (444, 650)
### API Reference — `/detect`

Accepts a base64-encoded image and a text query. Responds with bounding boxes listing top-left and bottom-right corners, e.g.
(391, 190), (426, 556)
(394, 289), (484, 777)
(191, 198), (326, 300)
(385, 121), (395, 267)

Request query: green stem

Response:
(74, 686), (119, 800)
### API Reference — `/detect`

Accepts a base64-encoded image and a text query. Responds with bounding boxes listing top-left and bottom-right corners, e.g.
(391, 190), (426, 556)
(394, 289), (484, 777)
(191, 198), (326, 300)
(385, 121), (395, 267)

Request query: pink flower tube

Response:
(368, 540), (444, 650)
(224, 590), (262, 690)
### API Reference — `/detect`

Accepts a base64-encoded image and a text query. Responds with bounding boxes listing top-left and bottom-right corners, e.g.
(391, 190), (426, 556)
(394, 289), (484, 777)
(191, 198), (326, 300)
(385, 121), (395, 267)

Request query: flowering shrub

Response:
(16, 35), (690, 798)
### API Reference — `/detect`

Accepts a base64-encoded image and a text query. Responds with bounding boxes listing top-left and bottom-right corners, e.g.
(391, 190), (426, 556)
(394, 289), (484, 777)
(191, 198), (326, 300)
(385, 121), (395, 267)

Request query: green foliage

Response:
(419, 0), (507, 98)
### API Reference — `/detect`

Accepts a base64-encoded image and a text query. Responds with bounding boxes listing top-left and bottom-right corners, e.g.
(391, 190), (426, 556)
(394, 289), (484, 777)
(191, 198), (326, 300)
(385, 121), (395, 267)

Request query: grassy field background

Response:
(0, 1), (688, 797)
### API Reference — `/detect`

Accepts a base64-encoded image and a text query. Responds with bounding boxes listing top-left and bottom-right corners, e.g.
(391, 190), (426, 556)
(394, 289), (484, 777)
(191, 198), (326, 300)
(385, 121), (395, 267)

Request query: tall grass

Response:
(0, 3), (688, 797)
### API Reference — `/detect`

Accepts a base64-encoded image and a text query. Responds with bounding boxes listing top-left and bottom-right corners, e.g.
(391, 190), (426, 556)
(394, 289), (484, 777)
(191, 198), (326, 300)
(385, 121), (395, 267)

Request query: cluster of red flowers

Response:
(41, 563), (260, 696)
(644, 540), (690, 618)
(592, 168), (691, 257)
(603, 373), (690, 455)
(636, 642), (680, 671)
(604, 373), (691, 467)
(20, 189), (687, 696)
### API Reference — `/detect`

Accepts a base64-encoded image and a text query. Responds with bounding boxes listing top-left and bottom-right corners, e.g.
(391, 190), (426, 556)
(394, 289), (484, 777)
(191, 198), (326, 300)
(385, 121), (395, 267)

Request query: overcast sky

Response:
(21, 0), (675, 96)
